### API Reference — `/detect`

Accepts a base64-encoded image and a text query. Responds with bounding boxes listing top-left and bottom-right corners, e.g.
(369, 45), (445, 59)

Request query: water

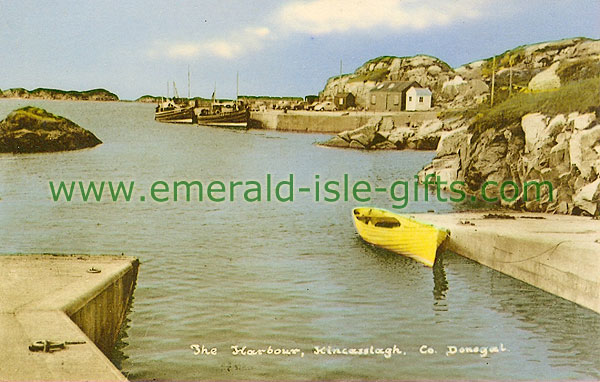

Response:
(0, 99), (598, 380)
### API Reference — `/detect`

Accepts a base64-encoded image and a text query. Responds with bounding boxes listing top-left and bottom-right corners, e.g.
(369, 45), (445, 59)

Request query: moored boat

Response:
(155, 99), (196, 124)
(352, 207), (449, 267)
(196, 75), (250, 129)
(196, 108), (249, 129)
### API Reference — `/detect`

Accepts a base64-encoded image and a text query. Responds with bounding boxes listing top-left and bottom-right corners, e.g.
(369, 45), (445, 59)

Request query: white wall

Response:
(406, 87), (432, 111)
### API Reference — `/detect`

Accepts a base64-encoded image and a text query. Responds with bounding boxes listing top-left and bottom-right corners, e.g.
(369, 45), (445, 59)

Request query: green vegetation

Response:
(469, 76), (600, 138)
(3, 87), (119, 100)
(479, 37), (591, 78)
(13, 106), (58, 119)
(557, 58), (600, 83)
(348, 68), (390, 83)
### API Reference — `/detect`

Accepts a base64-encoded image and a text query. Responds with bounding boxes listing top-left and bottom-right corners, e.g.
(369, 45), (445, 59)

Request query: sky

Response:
(0, 0), (598, 100)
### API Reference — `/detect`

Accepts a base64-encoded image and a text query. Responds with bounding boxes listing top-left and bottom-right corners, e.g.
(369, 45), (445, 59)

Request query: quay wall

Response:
(68, 259), (139, 355)
(1, 255), (139, 381)
(415, 213), (600, 314)
(250, 110), (439, 133)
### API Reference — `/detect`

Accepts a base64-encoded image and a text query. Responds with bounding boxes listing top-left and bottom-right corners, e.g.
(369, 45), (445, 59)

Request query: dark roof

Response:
(370, 81), (421, 93)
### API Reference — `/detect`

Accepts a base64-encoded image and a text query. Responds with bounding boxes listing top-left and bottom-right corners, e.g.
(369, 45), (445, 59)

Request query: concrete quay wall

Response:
(250, 110), (438, 133)
(0, 254), (139, 381)
(68, 258), (139, 356)
(415, 212), (600, 314)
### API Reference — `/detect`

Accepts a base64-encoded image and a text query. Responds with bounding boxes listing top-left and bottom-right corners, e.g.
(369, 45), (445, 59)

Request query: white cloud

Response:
(277, 0), (487, 34)
(165, 43), (202, 59)
(205, 41), (243, 59)
(149, 26), (271, 60)
(247, 26), (271, 37)
(149, 0), (493, 61)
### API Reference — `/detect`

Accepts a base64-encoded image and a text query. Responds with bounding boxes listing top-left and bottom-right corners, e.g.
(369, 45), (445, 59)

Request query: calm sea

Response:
(0, 100), (598, 380)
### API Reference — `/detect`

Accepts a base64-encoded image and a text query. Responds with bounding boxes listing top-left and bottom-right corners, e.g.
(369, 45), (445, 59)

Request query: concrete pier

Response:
(414, 212), (600, 314)
(250, 110), (438, 133)
(0, 254), (139, 381)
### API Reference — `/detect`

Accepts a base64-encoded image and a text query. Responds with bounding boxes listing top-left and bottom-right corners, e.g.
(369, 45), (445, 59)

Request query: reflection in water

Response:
(432, 250), (448, 312)
(109, 293), (135, 372)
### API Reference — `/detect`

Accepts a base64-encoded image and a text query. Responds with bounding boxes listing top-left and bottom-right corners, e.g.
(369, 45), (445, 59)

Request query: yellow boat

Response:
(352, 207), (449, 267)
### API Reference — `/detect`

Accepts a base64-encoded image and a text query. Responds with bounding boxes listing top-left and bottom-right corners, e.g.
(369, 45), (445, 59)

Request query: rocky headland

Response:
(320, 37), (600, 215)
(0, 106), (102, 153)
(321, 37), (599, 110)
(1, 88), (119, 101)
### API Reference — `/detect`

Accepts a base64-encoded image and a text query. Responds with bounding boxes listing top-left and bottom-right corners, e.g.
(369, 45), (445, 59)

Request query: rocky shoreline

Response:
(320, 115), (466, 150)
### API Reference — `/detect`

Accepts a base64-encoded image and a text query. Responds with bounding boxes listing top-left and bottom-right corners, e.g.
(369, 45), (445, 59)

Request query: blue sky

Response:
(0, 0), (598, 100)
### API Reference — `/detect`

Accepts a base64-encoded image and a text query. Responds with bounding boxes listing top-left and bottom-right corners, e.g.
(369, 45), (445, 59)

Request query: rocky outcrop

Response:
(320, 55), (455, 108)
(1, 88), (118, 101)
(419, 110), (600, 216)
(322, 38), (599, 112)
(0, 107), (102, 153)
(320, 116), (461, 150)
(528, 62), (561, 91)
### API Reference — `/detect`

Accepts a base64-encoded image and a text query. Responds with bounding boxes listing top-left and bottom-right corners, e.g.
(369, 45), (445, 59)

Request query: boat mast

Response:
(173, 81), (180, 99)
(339, 59), (343, 93)
(236, 71), (239, 108)
(211, 82), (216, 112)
(188, 65), (191, 99)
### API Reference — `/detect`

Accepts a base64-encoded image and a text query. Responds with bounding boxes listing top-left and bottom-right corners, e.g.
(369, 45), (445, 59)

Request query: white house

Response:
(405, 87), (432, 111)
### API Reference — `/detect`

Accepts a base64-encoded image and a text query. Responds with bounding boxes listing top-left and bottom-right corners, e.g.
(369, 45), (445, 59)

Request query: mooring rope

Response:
(492, 240), (571, 264)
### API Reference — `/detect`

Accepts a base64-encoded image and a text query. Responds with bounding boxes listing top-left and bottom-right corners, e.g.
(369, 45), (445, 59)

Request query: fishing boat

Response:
(196, 106), (249, 129)
(352, 207), (449, 267)
(154, 80), (196, 124)
(196, 72), (249, 129)
(155, 99), (196, 124)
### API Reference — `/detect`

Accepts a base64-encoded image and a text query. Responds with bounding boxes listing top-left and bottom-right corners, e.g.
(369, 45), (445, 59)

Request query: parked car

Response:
(313, 101), (336, 111)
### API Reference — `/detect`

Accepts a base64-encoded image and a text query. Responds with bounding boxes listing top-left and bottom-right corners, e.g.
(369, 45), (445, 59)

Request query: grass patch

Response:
(469, 76), (600, 138)
(348, 68), (390, 83)
(557, 58), (600, 83)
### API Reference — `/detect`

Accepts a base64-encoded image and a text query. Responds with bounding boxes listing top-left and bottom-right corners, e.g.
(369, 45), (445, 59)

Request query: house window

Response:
(371, 95), (376, 104)
(419, 96), (424, 103)
(393, 95), (399, 105)
(408, 96), (412, 101)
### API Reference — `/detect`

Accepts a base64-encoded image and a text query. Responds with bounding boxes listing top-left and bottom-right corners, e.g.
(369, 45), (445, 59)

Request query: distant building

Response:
(305, 95), (319, 104)
(405, 87), (432, 111)
(368, 81), (432, 112)
(334, 92), (355, 110)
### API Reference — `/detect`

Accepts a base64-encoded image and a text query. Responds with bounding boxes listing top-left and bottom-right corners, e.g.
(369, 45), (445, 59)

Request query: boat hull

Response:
(155, 106), (195, 124)
(352, 207), (448, 267)
(197, 110), (249, 129)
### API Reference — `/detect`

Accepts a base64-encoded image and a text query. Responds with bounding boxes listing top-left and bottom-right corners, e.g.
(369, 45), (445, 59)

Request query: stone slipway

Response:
(0, 254), (139, 381)
(413, 212), (600, 314)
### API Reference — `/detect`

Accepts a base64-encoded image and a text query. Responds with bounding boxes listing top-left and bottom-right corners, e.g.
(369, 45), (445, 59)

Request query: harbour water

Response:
(0, 100), (598, 380)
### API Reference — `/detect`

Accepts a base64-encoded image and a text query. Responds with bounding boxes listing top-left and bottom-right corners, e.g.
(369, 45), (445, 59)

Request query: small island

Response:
(0, 106), (102, 153)
(0, 88), (119, 101)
